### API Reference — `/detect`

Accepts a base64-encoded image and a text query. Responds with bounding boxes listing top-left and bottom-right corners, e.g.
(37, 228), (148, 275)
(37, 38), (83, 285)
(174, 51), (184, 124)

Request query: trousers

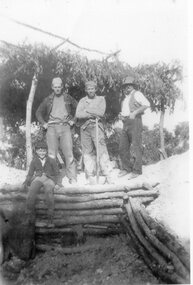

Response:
(26, 175), (55, 218)
(119, 117), (142, 174)
(80, 123), (113, 177)
(46, 124), (77, 180)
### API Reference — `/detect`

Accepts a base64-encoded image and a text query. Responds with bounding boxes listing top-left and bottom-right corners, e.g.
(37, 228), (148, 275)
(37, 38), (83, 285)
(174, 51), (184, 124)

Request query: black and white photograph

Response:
(0, 0), (191, 284)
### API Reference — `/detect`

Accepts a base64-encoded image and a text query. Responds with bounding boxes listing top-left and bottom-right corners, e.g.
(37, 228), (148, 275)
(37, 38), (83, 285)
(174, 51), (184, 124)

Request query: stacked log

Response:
(121, 196), (190, 284)
(0, 182), (190, 284)
(0, 181), (159, 246)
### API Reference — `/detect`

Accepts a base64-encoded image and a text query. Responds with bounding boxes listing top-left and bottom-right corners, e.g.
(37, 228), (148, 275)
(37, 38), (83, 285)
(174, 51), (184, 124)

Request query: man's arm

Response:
(130, 92), (150, 119)
(36, 99), (48, 126)
(86, 97), (106, 117)
(130, 105), (149, 119)
(69, 95), (78, 111)
(75, 99), (91, 119)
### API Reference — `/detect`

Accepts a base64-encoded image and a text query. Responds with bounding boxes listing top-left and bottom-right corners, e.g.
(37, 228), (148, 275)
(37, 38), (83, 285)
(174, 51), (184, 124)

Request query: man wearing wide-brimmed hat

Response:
(36, 77), (77, 184)
(75, 80), (114, 184)
(118, 76), (150, 179)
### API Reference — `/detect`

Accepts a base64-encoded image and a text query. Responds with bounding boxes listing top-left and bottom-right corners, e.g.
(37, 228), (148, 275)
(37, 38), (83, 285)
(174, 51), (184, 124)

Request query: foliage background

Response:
(0, 43), (188, 169)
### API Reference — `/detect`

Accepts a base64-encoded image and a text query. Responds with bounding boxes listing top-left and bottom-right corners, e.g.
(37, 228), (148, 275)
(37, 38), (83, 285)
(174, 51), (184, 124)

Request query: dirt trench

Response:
(1, 234), (161, 285)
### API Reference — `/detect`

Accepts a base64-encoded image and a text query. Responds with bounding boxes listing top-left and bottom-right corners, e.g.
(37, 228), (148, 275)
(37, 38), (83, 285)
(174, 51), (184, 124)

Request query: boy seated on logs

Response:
(23, 141), (61, 228)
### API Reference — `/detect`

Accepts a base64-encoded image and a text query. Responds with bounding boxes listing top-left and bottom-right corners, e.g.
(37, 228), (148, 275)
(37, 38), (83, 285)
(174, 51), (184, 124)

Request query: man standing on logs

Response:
(36, 77), (77, 184)
(118, 76), (150, 179)
(75, 81), (114, 185)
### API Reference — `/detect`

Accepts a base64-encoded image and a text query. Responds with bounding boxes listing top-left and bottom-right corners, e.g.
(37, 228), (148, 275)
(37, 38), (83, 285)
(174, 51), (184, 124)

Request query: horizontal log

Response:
(42, 189), (158, 202)
(0, 181), (159, 195)
(0, 189), (158, 206)
(0, 189), (158, 207)
(36, 214), (119, 227)
(36, 242), (113, 254)
(35, 223), (123, 234)
(36, 199), (123, 210)
(55, 182), (159, 194)
(0, 193), (26, 201)
(0, 184), (25, 194)
(37, 208), (123, 217)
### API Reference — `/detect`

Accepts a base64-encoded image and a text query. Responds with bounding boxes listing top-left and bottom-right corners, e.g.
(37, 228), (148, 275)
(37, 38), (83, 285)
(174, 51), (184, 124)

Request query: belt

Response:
(48, 122), (68, 126)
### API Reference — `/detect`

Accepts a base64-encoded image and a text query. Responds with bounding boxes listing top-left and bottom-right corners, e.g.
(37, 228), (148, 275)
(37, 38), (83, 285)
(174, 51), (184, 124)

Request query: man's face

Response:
(123, 84), (134, 95)
(52, 83), (63, 96)
(36, 148), (47, 159)
(86, 85), (96, 98)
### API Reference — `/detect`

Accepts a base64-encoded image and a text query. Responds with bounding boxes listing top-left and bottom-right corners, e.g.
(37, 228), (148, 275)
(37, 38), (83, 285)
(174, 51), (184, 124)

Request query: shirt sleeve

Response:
(75, 98), (89, 118)
(36, 98), (47, 125)
(134, 91), (150, 107)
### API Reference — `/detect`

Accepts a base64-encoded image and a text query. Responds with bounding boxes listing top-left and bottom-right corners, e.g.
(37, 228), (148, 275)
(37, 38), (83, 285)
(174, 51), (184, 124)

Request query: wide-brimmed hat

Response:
(122, 76), (136, 87)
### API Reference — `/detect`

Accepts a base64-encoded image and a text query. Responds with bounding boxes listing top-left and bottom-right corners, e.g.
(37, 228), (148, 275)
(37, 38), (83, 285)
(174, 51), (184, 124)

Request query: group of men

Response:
(24, 76), (150, 226)
(35, 76), (150, 185)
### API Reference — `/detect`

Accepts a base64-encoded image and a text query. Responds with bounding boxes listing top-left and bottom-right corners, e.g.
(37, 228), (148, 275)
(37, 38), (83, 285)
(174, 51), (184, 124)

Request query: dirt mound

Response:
(144, 151), (189, 248)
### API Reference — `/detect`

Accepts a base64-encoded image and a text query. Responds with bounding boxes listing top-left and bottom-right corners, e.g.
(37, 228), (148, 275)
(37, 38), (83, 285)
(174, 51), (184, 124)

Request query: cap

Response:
(35, 141), (48, 150)
(52, 77), (63, 86)
(85, 81), (97, 88)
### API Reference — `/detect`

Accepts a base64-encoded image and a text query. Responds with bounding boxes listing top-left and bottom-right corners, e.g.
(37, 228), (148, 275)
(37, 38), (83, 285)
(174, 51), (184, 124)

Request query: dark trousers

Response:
(26, 175), (55, 219)
(46, 124), (77, 180)
(119, 117), (142, 174)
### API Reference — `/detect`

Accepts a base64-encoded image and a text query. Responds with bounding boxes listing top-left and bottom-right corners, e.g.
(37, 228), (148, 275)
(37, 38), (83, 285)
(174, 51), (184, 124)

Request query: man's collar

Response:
(125, 90), (135, 97)
(85, 95), (96, 101)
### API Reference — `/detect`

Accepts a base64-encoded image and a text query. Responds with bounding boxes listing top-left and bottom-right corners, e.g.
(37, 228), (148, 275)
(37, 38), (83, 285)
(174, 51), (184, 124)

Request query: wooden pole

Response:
(26, 73), (38, 169)
(95, 117), (99, 183)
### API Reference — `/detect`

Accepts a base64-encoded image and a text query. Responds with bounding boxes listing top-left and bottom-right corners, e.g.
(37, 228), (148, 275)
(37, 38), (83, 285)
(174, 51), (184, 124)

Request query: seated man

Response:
(23, 141), (61, 227)
(75, 81), (114, 184)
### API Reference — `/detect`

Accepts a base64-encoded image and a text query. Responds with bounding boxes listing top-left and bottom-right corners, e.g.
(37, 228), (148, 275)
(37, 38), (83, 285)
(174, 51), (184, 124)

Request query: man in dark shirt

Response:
(23, 141), (60, 227)
(36, 77), (77, 184)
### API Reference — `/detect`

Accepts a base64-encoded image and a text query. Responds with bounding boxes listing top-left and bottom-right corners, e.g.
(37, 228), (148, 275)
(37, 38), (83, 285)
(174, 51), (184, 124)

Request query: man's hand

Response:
(68, 120), (74, 127)
(118, 113), (125, 121)
(86, 111), (96, 118)
(43, 123), (48, 129)
(55, 184), (63, 191)
(22, 182), (28, 192)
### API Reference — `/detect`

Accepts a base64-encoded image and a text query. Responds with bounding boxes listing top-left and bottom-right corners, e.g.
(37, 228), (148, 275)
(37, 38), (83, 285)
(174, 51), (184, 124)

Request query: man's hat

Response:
(52, 77), (63, 86)
(85, 81), (97, 88)
(122, 76), (136, 87)
(35, 141), (48, 150)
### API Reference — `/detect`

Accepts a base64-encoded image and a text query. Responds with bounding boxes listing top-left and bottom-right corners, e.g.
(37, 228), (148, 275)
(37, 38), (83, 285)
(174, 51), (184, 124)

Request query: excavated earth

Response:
(0, 151), (190, 285)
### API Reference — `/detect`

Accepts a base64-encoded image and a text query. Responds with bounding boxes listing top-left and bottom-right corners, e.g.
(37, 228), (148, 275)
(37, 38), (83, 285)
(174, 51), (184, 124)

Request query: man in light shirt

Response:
(119, 76), (150, 179)
(75, 81), (114, 184)
(36, 77), (77, 184)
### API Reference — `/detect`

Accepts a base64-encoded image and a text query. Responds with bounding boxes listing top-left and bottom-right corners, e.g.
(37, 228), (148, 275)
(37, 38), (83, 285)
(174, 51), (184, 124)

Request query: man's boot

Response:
(87, 176), (96, 185)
